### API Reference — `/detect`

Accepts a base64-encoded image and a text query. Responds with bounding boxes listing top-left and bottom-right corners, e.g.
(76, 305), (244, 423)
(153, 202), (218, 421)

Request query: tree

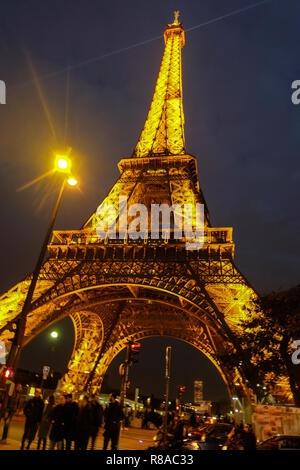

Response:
(221, 285), (300, 406)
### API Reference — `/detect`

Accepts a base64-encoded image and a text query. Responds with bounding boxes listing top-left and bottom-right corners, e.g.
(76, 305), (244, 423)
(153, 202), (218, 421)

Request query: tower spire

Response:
(132, 16), (186, 158)
(173, 10), (180, 24)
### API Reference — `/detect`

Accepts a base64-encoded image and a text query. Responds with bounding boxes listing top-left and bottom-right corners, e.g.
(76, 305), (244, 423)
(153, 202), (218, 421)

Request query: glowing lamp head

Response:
(57, 158), (68, 169)
(67, 177), (78, 186)
(50, 331), (58, 339)
(55, 154), (72, 173)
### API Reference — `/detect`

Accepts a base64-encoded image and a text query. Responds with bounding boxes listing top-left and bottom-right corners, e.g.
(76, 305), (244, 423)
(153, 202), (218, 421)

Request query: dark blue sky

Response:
(1, 0), (299, 401)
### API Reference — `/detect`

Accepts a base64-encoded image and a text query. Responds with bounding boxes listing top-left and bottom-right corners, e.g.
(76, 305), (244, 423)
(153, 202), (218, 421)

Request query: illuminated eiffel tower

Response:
(0, 13), (276, 401)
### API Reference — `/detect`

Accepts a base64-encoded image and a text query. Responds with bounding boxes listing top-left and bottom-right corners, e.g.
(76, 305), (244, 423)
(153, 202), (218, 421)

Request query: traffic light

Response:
(178, 385), (186, 400)
(2, 367), (14, 380)
(126, 341), (141, 366)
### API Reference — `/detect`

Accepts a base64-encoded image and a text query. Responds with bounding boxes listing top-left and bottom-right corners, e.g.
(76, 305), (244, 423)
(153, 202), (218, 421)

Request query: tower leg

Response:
(61, 311), (104, 394)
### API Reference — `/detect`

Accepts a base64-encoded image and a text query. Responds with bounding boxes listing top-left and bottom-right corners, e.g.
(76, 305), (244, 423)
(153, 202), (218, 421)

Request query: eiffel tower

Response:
(0, 13), (262, 401)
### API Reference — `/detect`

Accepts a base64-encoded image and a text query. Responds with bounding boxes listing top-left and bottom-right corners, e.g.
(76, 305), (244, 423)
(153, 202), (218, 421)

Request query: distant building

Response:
(193, 401), (212, 416)
(194, 380), (203, 405)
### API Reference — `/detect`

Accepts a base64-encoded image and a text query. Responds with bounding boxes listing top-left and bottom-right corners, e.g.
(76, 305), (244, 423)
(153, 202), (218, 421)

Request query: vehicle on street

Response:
(190, 423), (234, 450)
(148, 428), (200, 450)
(257, 435), (300, 450)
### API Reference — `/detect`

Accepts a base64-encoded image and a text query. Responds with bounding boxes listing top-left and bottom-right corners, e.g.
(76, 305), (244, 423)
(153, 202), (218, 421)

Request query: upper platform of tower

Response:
(132, 12), (186, 159)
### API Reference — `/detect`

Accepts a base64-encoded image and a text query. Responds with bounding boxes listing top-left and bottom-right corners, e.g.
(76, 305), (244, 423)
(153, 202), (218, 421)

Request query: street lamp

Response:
(67, 177), (78, 187)
(40, 330), (59, 396)
(3, 152), (78, 382)
(54, 154), (72, 173)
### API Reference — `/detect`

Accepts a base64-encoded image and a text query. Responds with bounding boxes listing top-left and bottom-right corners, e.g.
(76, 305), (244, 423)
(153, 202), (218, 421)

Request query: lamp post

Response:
(163, 346), (171, 445)
(41, 330), (59, 395)
(1, 154), (77, 396)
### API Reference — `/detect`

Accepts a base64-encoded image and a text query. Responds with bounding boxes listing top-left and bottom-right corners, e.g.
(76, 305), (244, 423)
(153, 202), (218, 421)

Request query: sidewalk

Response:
(0, 439), (20, 451)
(0, 416), (156, 451)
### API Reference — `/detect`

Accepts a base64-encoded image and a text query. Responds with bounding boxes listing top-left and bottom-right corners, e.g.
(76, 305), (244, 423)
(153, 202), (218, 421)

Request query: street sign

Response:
(42, 365), (50, 380)
(0, 341), (5, 364)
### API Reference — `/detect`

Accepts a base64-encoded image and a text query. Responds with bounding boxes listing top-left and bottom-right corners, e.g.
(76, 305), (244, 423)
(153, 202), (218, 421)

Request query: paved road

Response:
(0, 416), (157, 450)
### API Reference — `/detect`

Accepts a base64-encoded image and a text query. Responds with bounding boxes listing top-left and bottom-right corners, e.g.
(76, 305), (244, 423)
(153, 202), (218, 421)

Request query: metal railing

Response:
(49, 227), (233, 247)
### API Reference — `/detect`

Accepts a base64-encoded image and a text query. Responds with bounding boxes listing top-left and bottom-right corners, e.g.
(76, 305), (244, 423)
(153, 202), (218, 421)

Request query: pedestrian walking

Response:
(149, 408), (162, 428)
(225, 422), (244, 450)
(124, 405), (129, 430)
(89, 394), (103, 450)
(63, 393), (78, 450)
(103, 393), (123, 451)
(1, 383), (22, 441)
(141, 409), (149, 429)
(168, 415), (184, 446)
(167, 410), (174, 424)
(49, 395), (66, 450)
(75, 396), (93, 451)
(189, 411), (197, 428)
(241, 424), (257, 450)
(37, 395), (55, 450)
(21, 389), (44, 450)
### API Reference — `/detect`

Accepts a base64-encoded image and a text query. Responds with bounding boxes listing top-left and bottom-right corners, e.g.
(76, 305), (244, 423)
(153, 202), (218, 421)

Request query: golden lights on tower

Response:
(133, 11), (185, 158)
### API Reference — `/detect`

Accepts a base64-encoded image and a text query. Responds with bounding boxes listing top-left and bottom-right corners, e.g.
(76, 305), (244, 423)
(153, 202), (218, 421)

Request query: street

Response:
(0, 416), (157, 451)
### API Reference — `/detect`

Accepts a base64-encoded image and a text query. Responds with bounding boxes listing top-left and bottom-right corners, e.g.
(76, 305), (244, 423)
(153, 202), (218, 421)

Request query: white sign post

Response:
(43, 365), (50, 380)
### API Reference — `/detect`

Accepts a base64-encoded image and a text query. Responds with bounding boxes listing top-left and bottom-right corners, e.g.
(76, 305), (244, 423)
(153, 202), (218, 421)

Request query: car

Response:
(257, 435), (300, 450)
(149, 429), (201, 451)
(189, 423), (234, 450)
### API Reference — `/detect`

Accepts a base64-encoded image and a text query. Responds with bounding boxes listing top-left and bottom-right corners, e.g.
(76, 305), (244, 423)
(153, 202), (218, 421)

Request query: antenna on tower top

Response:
(173, 10), (180, 24)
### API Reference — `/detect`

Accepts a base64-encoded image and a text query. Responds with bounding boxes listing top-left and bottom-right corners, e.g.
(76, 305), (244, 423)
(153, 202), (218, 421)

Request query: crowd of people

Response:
(1, 387), (258, 451)
(19, 389), (123, 450)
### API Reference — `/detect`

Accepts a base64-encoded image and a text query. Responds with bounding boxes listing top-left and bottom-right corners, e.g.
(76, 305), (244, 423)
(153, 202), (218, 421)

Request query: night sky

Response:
(1, 0), (300, 403)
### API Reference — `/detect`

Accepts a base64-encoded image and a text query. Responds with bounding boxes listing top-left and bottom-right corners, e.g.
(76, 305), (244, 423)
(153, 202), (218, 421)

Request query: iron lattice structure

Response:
(0, 16), (291, 402)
